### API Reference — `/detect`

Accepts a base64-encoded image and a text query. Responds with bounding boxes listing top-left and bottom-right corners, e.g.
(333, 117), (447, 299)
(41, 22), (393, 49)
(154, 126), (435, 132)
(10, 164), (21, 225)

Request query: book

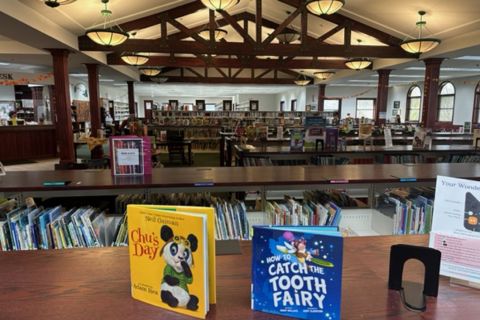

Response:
(251, 226), (343, 319)
(127, 205), (216, 319)
(290, 129), (305, 151)
(110, 136), (152, 176)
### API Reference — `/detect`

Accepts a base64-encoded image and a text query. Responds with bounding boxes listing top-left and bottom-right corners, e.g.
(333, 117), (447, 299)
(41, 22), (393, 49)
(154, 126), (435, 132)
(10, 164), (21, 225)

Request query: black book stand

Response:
(388, 244), (441, 312)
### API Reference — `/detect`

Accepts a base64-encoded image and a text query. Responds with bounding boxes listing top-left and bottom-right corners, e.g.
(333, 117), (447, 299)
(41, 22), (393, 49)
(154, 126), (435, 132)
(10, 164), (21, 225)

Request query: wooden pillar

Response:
(31, 87), (43, 122)
(375, 69), (391, 124)
(50, 49), (75, 166)
(317, 84), (326, 112)
(422, 58), (444, 128)
(48, 85), (57, 124)
(127, 81), (135, 115)
(86, 63), (103, 159)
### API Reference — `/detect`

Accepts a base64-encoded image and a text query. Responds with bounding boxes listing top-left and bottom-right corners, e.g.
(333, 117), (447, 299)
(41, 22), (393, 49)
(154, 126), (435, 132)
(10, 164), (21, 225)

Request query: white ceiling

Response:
(1, 0), (480, 95)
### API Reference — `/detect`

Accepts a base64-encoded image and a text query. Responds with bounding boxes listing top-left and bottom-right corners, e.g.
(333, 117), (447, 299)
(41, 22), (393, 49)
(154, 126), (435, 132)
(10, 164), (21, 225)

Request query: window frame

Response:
(437, 81), (456, 123)
(406, 85), (422, 122)
(323, 98), (342, 115)
(472, 82), (480, 125)
(355, 98), (376, 120)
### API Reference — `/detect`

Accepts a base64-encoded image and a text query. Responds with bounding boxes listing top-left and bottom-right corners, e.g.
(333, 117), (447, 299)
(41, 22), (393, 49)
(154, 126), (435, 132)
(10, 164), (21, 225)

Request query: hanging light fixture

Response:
(276, 31), (301, 44)
(151, 77), (169, 83)
(306, 0), (345, 15)
(139, 68), (161, 77)
(345, 58), (372, 70)
(201, 0), (239, 11)
(294, 71), (311, 86)
(314, 71), (335, 80)
(85, 0), (129, 47)
(43, 0), (76, 7)
(199, 28), (228, 41)
(400, 11), (441, 54)
(121, 53), (149, 66)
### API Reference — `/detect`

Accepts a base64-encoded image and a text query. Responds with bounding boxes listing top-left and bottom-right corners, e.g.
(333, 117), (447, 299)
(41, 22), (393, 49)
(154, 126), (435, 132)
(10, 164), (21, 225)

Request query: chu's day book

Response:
(252, 226), (343, 319)
(127, 205), (216, 319)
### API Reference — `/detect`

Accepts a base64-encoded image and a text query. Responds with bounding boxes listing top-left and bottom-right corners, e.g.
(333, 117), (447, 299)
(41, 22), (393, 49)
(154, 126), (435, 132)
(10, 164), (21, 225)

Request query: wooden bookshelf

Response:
(0, 235), (479, 319)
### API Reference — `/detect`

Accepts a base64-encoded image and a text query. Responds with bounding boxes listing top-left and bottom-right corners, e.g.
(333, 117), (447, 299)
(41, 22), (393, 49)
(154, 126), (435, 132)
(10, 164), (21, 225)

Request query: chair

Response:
(166, 130), (188, 165)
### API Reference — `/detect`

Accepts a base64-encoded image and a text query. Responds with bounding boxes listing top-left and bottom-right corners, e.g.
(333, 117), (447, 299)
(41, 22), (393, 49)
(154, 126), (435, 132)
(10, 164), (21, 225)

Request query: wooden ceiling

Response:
(78, 0), (416, 84)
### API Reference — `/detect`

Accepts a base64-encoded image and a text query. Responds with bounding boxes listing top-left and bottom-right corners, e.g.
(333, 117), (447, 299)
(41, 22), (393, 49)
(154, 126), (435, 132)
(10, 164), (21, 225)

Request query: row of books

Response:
(0, 205), (122, 251)
(311, 155), (350, 165)
(436, 154), (480, 163)
(381, 154), (425, 164)
(376, 187), (435, 235)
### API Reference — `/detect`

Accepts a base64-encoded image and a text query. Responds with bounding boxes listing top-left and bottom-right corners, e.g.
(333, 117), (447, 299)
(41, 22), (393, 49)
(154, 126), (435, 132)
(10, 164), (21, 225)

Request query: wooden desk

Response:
(0, 235), (478, 319)
(0, 125), (56, 161)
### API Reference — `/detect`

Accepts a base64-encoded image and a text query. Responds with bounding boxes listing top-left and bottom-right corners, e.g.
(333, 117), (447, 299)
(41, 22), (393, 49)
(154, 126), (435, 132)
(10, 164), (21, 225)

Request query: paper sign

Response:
(116, 149), (140, 166)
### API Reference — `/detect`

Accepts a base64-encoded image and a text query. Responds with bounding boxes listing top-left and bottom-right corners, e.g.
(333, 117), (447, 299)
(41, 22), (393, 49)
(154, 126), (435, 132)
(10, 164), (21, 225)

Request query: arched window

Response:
(437, 82), (455, 122)
(473, 82), (480, 124)
(406, 85), (422, 122)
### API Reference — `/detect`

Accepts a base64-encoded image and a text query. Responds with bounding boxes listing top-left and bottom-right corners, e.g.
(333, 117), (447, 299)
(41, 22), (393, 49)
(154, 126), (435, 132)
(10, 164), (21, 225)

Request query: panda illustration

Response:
(159, 225), (199, 311)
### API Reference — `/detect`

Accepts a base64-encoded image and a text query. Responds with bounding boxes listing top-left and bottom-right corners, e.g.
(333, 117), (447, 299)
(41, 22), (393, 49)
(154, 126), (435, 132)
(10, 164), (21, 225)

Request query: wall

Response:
(275, 87), (307, 111)
(306, 85), (377, 118)
(0, 86), (15, 101)
(386, 75), (480, 125)
(236, 93), (277, 111)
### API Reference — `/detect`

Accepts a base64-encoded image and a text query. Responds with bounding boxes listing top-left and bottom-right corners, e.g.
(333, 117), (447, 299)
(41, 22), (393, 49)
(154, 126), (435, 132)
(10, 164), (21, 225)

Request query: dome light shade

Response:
(345, 58), (372, 70)
(43, 0), (76, 7)
(86, 29), (129, 46)
(276, 31), (301, 43)
(314, 71), (335, 80)
(199, 28), (228, 41)
(400, 11), (441, 54)
(306, 0), (345, 15)
(139, 68), (161, 77)
(121, 53), (149, 66)
(151, 77), (168, 83)
(201, 0), (239, 11)
(294, 72), (311, 86)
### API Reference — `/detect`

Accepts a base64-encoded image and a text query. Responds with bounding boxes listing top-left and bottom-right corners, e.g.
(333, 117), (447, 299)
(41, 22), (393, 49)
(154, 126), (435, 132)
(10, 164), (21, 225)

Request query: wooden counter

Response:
(1, 163), (480, 193)
(0, 125), (56, 161)
(0, 235), (478, 319)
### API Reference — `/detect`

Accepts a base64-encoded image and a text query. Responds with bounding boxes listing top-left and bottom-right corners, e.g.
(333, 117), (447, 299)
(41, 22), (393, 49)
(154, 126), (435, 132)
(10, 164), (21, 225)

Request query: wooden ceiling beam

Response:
(317, 25), (344, 42)
(84, 39), (413, 58)
(118, 0), (205, 33)
(256, 0), (262, 44)
(278, 0), (402, 46)
(140, 75), (299, 85)
(263, 7), (302, 45)
(217, 10), (256, 45)
(166, 17), (209, 47)
(107, 55), (351, 69)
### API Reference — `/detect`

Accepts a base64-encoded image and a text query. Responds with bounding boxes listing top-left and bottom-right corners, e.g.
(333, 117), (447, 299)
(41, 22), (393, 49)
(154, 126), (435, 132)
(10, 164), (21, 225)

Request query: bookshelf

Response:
(1, 163), (480, 240)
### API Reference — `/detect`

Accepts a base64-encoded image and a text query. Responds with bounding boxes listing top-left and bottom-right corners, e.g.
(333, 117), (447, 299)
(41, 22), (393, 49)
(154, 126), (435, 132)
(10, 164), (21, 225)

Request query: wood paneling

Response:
(0, 125), (57, 161)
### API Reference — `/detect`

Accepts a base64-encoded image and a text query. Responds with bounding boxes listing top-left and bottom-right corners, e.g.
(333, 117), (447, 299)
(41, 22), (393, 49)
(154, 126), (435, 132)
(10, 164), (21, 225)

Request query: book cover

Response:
(325, 128), (339, 151)
(290, 129), (305, 151)
(128, 205), (210, 319)
(110, 136), (152, 176)
(252, 226), (343, 319)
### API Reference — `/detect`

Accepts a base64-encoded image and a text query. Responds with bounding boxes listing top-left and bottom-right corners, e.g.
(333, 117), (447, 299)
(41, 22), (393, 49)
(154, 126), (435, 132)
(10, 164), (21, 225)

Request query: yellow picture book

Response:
(128, 205), (215, 319)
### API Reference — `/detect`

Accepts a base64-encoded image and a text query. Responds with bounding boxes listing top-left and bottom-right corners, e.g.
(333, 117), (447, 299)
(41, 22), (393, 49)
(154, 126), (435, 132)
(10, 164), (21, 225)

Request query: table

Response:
(1, 235), (479, 319)
(156, 140), (193, 165)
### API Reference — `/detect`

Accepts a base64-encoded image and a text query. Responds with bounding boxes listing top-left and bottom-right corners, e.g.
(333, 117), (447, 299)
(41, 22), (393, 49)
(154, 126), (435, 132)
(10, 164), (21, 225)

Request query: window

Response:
(437, 82), (455, 122)
(406, 86), (422, 122)
(356, 98), (376, 119)
(280, 101), (286, 112)
(473, 82), (480, 124)
(291, 99), (297, 112)
(324, 99), (342, 113)
(205, 103), (216, 111)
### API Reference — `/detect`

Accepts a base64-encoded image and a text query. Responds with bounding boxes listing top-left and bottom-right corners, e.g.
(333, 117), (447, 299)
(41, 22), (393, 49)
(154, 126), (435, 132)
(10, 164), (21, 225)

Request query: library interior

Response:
(1, 0), (480, 319)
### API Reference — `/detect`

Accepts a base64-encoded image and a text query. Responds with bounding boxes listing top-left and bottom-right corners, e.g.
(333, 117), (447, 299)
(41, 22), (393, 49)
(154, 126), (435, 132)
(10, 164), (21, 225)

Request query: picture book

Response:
(290, 129), (305, 151)
(252, 226), (343, 319)
(110, 136), (152, 176)
(128, 205), (214, 319)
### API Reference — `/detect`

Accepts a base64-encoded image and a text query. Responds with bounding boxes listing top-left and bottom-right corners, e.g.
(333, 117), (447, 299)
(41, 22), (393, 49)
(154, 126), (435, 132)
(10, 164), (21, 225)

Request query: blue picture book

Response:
(251, 226), (343, 319)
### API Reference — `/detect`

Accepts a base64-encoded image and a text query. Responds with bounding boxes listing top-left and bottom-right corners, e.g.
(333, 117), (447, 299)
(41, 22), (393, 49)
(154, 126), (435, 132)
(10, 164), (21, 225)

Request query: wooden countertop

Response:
(0, 125), (55, 131)
(0, 235), (478, 319)
(1, 163), (480, 192)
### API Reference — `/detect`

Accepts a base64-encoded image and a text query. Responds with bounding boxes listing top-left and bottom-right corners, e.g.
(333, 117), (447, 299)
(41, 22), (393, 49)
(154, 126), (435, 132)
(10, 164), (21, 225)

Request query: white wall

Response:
(236, 93), (277, 111)
(275, 87), (307, 111)
(0, 86), (15, 101)
(386, 75), (480, 125)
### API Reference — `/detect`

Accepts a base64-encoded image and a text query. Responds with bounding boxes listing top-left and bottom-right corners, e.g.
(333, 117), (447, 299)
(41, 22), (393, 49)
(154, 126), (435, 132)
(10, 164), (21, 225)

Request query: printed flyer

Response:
(429, 176), (480, 284)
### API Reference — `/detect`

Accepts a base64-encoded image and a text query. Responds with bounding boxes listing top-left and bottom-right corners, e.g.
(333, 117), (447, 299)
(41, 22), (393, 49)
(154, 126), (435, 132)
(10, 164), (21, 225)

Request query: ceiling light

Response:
(276, 31), (301, 44)
(139, 68), (161, 77)
(151, 77), (169, 83)
(294, 71), (311, 86)
(201, 0), (239, 11)
(121, 53), (149, 66)
(400, 11), (440, 54)
(199, 28), (228, 41)
(345, 58), (372, 70)
(314, 71), (335, 80)
(306, 0), (345, 15)
(43, 0), (76, 8)
(85, 0), (129, 47)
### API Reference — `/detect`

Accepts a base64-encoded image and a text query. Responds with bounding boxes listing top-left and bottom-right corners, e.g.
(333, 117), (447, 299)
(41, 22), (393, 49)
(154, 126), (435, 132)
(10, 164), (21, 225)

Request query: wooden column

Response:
(422, 58), (443, 128)
(48, 85), (57, 124)
(86, 63), (103, 159)
(375, 69), (391, 124)
(31, 87), (43, 122)
(317, 84), (326, 112)
(50, 49), (75, 166)
(127, 81), (135, 115)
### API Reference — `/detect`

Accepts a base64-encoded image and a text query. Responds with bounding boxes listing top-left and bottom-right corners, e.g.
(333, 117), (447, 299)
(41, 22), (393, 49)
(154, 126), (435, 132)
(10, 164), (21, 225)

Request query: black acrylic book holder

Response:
(388, 244), (441, 312)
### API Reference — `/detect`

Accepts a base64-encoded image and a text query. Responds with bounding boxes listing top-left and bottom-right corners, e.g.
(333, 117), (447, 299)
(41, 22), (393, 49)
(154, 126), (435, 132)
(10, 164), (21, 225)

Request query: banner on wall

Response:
(0, 72), (54, 86)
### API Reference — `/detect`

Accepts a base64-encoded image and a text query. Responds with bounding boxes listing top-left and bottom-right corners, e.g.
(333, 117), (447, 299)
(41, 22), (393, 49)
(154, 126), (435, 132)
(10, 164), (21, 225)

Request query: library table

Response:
(1, 235), (479, 319)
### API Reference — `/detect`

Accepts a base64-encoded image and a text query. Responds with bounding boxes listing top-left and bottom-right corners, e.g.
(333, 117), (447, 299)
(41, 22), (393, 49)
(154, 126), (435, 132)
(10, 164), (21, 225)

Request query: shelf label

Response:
(330, 179), (349, 184)
(194, 181), (215, 187)
(399, 177), (417, 182)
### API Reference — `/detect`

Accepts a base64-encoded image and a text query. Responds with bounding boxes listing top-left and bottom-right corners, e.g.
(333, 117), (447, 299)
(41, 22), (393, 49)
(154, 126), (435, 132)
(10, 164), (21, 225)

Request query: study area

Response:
(1, 0), (480, 319)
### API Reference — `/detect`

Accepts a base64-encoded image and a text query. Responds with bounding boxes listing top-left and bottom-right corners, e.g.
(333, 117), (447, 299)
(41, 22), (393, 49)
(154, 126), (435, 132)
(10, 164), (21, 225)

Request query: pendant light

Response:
(198, 12), (228, 41)
(400, 11), (441, 54)
(345, 58), (372, 70)
(139, 68), (161, 77)
(314, 71), (335, 80)
(294, 71), (311, 86)
(275, 11), (301, 44)
(201, 0), (239, 11)
(43, 0), (76, 8)
(121, 53), (149, 66)
(306, 0), (345, 15)
(85, 0), (129, 47)
(151, 77), (169, 83)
